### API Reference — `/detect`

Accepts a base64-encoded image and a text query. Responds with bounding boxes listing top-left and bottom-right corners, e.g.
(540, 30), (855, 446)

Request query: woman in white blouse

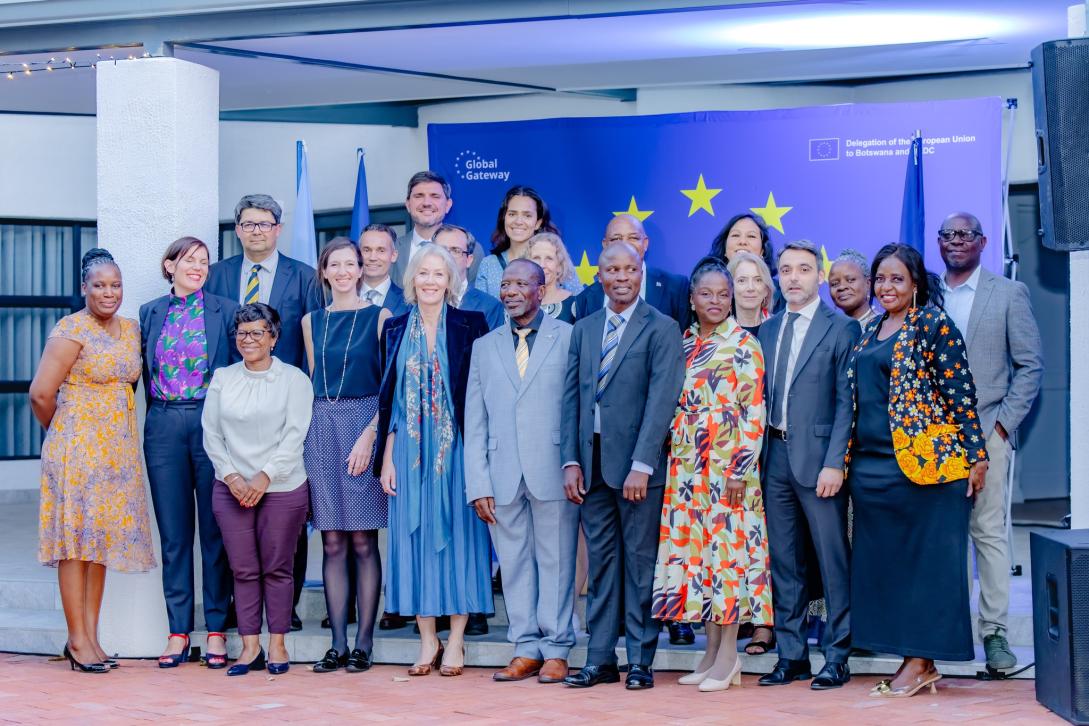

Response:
(202, 302), (314, 677)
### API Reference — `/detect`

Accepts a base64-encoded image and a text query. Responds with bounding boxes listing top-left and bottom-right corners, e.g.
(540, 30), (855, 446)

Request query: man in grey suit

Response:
(757, 240), (859, 691)
(939, 212), (1043, 671)
(561, 243), (684, 691)
(464, 259), (577, 684)
(390, 171), (483, 288)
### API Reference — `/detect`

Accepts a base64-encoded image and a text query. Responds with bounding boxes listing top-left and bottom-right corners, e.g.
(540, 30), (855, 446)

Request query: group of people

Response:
(30, 170), (1043, 700)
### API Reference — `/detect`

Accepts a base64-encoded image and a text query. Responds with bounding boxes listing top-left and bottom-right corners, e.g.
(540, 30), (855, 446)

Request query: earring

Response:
(912, 288), (918, 308)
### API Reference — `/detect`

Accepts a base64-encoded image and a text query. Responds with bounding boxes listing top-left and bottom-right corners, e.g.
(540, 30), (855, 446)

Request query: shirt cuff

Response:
(563, 461), (581, 469)
(631, 460), (654, 475)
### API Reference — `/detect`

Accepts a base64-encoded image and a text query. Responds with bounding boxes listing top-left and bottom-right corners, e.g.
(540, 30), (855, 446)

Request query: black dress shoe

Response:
(290, 610), (303, 632)
(625, 664), (654, 690)
(563, 663), (621, 688)
(465, 613), (489, 636)
(758, 658), (812, 686)
(346, 648), (372, 673)
(379, 612), (408, 630)
(668, 622), (695, 645)
(312, 648), (348, 673)
(810, 661), (850, 690)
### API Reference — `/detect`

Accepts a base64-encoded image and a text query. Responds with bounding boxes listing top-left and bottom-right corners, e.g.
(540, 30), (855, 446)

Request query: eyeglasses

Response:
(239, 221), (277, 233)
(607, 234), (646, 244)
(938, 229), (981, 242)
(235, 328), (271, 341)
(444, 248), (469, 257)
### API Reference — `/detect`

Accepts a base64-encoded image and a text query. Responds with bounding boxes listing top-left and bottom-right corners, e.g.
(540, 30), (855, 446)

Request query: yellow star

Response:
(575, 251), (599, 286)
(750, 191), (793, 234)
(613, 196), (654, 222)
(680, 174), (722, 217)
(821, 244), (832, 280)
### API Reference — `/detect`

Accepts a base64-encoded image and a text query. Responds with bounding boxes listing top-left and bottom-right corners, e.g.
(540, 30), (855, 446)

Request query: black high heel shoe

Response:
(227, 647), (266, 677)
(63, 644), (109, 674)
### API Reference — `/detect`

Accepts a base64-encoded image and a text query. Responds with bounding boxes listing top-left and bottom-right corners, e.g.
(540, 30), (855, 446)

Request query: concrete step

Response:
(0, 606), (1035, 679)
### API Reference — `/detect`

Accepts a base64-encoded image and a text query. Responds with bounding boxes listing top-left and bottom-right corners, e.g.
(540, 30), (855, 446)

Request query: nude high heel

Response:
(698, 657), (744, 693)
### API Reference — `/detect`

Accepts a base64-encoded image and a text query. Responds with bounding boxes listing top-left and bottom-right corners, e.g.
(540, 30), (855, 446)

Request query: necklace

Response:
(320, 302), (361, 403)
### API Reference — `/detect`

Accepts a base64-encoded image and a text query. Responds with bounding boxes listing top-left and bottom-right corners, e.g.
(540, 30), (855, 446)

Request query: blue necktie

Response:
(596, 314), (623, 402)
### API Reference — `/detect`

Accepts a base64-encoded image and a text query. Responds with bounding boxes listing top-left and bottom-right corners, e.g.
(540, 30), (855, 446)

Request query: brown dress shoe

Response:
(538, 658), (569, 683)
(493, 656), (544, 681)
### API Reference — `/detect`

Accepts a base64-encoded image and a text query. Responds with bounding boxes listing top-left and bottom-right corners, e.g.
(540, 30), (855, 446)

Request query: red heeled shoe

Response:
(205, 632), (227, 669)
(158, 634), (190, 669)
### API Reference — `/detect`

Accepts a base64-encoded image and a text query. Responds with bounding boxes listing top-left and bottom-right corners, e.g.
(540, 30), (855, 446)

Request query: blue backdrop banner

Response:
(427, 97), (1003, 285)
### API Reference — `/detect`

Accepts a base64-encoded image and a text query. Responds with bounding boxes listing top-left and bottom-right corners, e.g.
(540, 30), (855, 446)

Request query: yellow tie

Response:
(515, 327), (532, 378)
(244, 264), (261, 304)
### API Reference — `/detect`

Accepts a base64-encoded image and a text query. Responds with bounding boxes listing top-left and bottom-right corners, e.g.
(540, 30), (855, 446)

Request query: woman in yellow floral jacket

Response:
(846, 244), (988, 699)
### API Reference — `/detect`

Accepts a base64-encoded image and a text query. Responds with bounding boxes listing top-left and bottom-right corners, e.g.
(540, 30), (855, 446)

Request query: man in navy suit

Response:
(434, 224), (506, 331)
(572, 215), (690, 332)
(205, 193), (321, 631)
(359, 223), (411, 317)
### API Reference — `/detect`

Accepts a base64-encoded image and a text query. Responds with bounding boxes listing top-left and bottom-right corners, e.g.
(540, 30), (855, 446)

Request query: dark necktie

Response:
(772, 312), (799, 427)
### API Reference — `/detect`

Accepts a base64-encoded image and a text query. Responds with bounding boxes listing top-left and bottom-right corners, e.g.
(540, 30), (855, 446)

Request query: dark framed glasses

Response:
(938, 229), (981, 243)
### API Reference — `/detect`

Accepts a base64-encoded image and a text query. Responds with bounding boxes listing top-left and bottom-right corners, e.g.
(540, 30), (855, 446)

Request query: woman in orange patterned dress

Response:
(30, 248), (156, 674)
(651, 256), (771, 693)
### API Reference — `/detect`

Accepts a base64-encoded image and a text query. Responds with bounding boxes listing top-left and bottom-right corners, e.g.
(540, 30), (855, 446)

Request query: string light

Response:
(1, 48), (146, 79)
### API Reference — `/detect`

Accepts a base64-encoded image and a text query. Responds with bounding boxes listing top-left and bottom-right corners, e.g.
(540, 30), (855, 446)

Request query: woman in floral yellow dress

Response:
(30, 248), (156, 674)
(652, 256), (771, 693)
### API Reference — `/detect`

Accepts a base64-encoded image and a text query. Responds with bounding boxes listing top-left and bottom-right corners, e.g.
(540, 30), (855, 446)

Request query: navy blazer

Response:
(460, 288), (506, 331)
(572, 265), (690, 330)
(374, 305), (490, 476)
(138, 291), (240, 405)
(383, 282), (412, 318)
(205, 252), (321, 372)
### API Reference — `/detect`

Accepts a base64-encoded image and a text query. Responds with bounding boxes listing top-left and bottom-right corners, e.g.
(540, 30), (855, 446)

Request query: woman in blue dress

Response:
(376, 243), (493, 677)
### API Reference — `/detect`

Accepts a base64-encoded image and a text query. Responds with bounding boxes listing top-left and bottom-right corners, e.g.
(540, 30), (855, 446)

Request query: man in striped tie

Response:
(463, 259), (578, 684)
(560, 243), (684, 691)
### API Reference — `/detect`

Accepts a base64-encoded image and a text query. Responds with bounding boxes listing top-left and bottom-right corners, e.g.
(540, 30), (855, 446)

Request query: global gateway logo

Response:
(454, 150), (511, 182)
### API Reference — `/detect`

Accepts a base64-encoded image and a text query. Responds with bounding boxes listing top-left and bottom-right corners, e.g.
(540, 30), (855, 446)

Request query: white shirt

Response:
(942, 265), (981, 337)
(772, 295), (821, 429)
(201, 358), (314, 493)
(238, 251), (279, 305)
(600, 262), (649, 307)
(408, 229), (431, 263)
(361, 276), (392, 306)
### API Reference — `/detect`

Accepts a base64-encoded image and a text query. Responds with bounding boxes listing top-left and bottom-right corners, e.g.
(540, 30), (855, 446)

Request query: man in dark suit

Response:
(434, 223), (506, 331)
(205, 193), (321, 631)
(359, 223), (411, 317)
(572, 214), (690, 332)
(756, 239), (859, 690)
(561, 242), (684, 691)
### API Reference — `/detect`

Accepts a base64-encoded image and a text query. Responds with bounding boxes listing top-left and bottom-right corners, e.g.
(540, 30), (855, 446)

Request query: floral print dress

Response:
(38, 309), (156, 572)
(652, 318), (772, 626)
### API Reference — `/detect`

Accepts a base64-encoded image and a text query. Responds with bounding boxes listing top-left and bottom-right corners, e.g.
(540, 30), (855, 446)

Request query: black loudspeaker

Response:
(1031, 38), (1089, 252)
(1031, 529), (1089, 724)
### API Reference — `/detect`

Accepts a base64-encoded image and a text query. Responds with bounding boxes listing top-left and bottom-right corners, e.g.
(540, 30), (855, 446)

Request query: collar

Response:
(942, 265), (982, 292)
(411, 229), (430, 249)
(363, 277), (392, 297)
(605, 299), (639, 324)
(512, 309), (545, 333)
(243, 250), (279, 277)
(168, 288), (204, 306)
(786, 295), (821, 321)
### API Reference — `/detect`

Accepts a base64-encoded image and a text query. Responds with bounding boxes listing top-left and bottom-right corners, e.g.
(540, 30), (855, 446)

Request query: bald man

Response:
(571, 215), (690, 330)
(561, 243), (684, 690)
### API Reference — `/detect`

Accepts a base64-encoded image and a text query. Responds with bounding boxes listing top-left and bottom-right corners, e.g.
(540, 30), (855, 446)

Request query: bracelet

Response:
(225, 474), (242, 484)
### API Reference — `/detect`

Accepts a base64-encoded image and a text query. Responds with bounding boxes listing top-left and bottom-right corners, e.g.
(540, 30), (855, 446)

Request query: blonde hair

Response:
(402, 243), (462, 305)
(727, 250), (775, 312)
(527, 232), (579, 289)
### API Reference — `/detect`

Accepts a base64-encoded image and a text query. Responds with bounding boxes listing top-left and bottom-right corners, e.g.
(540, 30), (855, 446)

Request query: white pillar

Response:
(96, 57), (220, 656)
(1070, 2), (1089, 529)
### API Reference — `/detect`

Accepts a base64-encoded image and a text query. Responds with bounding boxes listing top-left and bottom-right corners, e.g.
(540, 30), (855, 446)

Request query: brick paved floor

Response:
(0, 653), (1059, 724)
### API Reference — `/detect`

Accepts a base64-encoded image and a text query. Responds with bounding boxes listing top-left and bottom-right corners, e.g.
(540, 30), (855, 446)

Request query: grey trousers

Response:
(491, 480), (579, 661)
(970, 429), (1013, 636)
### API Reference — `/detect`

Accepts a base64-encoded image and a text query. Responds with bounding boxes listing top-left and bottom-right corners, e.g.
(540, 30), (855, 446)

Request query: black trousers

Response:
(763, 436), (851, 663)
(144, 400), (232, 634)
(581, 436), (663, 668)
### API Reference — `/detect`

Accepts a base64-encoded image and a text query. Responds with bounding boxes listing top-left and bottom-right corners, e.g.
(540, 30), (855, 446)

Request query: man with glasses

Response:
(572, 215), (689, 333)
(434, 224), (505, 331)
(206, 193), (322, 631)
(938, 212), (1043, 673)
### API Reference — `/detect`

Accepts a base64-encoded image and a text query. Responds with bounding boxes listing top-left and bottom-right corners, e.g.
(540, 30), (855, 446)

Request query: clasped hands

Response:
(225, 471), (270, 508)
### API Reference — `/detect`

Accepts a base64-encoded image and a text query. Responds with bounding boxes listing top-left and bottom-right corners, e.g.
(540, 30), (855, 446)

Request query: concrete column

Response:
(1070, 3), (1088, 529)
(96, 57), (220, 656)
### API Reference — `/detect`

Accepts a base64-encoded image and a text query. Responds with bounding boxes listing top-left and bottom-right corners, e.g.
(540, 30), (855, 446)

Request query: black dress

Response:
(848, 332), (974, 661)
(542, 296), (576, 324)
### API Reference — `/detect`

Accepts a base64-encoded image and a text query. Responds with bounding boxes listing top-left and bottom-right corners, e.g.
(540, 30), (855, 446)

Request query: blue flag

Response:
(899, 133), (926, 256)
(292, 139), (317, 268)
(350, 148), (370, 242)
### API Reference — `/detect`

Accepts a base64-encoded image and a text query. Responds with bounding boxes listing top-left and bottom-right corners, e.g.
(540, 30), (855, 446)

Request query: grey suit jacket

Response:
(561, 299), (684, 489)
(961, 267), (1044, 447)
(758, 301), (859, 487)
(391, 229), (484, 289)
(464, 314), (573, 506)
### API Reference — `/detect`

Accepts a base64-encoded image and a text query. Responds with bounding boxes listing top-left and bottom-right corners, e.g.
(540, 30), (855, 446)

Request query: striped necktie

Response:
(515, 327), (532, 378)
(596, 314), (623, 402)
(244, 264), (261, 304)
